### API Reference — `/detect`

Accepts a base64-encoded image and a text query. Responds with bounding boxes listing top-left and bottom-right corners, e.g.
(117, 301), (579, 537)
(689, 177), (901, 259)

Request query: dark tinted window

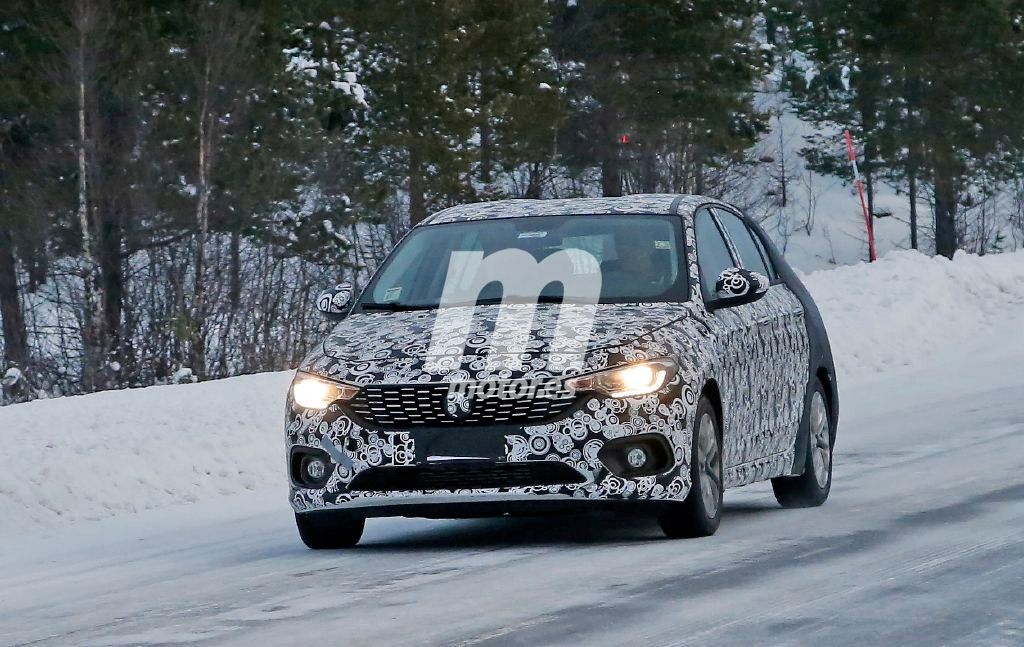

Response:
(714, 209), (772, 278)
(694, 208), (736, 296)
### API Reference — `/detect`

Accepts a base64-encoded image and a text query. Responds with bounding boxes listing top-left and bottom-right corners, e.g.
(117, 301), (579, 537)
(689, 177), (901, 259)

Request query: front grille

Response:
(347, 382), (580, 428)
(349, 461), (587, 492)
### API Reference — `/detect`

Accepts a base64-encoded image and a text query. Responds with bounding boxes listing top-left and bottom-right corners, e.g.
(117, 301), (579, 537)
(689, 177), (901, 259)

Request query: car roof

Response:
(420, 194), (725, 226)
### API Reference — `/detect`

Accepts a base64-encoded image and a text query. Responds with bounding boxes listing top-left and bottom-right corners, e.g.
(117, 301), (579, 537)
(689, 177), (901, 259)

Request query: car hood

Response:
(301, 302), (695, 384)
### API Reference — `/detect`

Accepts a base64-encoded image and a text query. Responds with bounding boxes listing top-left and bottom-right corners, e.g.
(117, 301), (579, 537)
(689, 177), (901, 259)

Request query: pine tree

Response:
(552, 0), (767, 197)
(334, 0), (478, 225)
(461, 0), (562, 198)
(784, 0), (1024, 258)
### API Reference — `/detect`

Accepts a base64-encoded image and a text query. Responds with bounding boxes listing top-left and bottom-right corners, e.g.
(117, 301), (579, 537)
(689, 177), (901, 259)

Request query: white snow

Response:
(3, 346), (1024, 645)
(803, 249), (1024, 382)
(0, 371), (292, 531)
(171, 366), (197, 383)
(1, 250), (1022, 535)
(2, 367), (23, 388)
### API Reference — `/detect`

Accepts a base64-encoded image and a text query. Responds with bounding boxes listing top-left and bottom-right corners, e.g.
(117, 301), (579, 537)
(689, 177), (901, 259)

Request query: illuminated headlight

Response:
(565, 358), (677, 399)
(290, 372), (359, 409)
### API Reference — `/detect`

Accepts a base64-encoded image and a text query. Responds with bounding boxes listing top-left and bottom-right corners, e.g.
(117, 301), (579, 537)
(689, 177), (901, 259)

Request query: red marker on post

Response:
(844, 130), (877, 262)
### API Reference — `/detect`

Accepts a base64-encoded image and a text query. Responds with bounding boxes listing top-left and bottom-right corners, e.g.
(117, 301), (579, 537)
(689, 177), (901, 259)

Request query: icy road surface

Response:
(2, 349), (1023, 646)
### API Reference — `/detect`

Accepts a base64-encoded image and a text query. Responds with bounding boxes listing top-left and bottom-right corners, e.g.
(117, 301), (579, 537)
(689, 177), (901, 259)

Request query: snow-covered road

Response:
(3, 340), (1023, 646)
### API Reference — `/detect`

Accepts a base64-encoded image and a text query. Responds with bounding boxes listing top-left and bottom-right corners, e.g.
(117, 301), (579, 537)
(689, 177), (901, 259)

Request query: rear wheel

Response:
(772, 382), (832, 508)
(659, 395), (723, 538)
(295, 511), (365, 549)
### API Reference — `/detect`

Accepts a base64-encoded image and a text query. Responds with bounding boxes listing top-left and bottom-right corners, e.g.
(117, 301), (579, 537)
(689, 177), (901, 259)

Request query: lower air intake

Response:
(349, 461), (587, 492)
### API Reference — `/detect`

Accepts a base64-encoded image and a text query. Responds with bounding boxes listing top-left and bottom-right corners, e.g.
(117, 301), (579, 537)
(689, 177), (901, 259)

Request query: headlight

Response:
(565, 358), (677, 399)
(290, 372), (359, 409)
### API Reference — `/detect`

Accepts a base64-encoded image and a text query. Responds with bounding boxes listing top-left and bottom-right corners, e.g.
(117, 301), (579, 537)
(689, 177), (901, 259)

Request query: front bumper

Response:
(299, 492), (686, 519)
(285, 385), (695, 516)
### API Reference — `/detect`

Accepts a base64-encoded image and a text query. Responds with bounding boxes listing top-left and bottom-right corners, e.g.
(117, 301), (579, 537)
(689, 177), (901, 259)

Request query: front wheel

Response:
(772, 382), (832, 508)
(295, 511), (365, 549)
(659, 395), (723, 538)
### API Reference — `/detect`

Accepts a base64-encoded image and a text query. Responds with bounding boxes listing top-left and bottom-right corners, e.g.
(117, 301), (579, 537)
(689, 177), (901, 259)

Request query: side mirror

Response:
(316, 282), (355, 321)
(707, 267), (770, 311)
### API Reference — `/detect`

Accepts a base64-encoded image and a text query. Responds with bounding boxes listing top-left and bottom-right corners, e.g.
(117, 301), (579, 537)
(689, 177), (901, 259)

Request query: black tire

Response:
(295, 511), (365, 549)
(659, 395), (723, 538)
(772, 380), (832, 508)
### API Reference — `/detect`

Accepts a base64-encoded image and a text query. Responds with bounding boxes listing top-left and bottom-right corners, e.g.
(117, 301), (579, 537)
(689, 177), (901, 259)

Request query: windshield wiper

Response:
(535, 295), (591, 304)
(362, 295), (594, 311)
(359, 302), (436, 311)
(439, 295), (592, 308)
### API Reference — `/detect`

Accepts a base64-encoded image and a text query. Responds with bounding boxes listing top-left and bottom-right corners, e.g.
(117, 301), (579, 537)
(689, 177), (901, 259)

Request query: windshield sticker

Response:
(383, 287), (402, 302)
(517, 231), (547, 239)
(655, 240), (671, 250)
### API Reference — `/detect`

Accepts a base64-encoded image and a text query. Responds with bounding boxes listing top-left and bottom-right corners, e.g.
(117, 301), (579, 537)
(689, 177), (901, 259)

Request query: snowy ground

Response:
(1, 250), (1023, 645)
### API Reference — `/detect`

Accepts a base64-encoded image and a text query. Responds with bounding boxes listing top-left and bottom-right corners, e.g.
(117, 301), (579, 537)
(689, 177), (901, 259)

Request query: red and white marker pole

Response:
(844, 129), (877, 262)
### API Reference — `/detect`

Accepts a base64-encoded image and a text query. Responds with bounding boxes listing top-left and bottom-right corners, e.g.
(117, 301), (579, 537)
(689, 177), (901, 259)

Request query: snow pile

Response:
(804, 249), (1024, 381)
(0, 371), (293, 531)
(1, 250), (1022, 532)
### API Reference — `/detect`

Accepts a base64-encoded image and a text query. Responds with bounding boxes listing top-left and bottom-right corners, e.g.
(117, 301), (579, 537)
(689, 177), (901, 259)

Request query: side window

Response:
(714, 209), (773, 279)
(694, 208), (736, 297)
(748, 225), (777, 280)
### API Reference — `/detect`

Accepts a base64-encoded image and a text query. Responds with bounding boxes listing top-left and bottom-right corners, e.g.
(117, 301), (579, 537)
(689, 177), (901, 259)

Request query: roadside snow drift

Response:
(1, 250), (1022, 533)
(803, 250), (1024, 380)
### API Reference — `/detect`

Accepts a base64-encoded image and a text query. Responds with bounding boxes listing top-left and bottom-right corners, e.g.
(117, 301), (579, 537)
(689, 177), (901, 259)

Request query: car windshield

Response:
(359, 214), (686, 310)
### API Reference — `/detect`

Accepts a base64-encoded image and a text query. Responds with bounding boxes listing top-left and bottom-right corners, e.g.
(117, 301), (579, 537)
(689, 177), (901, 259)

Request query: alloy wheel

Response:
(809, 391), (831, 488)
(697, 412), (722, 517)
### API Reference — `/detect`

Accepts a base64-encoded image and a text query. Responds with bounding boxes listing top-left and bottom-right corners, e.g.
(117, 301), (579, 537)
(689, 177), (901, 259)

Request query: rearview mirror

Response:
(316, 282), (355, 321)
(707, 267), (769, 311)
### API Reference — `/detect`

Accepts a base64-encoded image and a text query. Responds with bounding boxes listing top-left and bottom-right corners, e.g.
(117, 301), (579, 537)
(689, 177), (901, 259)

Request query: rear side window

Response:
(714, 209), (774, 279)
(694, 208), (736, 297)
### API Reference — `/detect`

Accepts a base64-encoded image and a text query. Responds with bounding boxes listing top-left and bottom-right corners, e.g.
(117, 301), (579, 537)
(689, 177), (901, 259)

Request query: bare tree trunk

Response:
(229, 228), (241, 308)
(409, 144), (427, 225)
(601, 154), (621, 197)
(908, 170), (919, 251)
(73, 0), (104, 390)
(693, 154), (705, 196)
(600, 129), (621, 197)
(0, 223), (28, 370)
(777, 123), (787, 207)
(479, 107), (492, 184)
(640, 144), (658, 193)
(191, 58), (213, 378)
(934, 168), (959, 259)
(598, 105), (621, 197)
(905, 75), (922, 252)
(524, 163), (544, 199)
(98, 209), (123, 361)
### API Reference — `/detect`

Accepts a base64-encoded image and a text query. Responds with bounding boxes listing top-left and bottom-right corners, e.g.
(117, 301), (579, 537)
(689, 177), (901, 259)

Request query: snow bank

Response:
(804, 249), (1024, 382)
(0, 372), (293, 531)
(1, 250), (1022, 533)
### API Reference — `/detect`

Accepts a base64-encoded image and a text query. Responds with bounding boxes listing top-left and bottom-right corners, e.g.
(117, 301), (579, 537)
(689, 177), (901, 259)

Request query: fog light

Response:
(626, 447), (648, 468)
(305, 457), (326, 480)
(291, 448), (333, 489)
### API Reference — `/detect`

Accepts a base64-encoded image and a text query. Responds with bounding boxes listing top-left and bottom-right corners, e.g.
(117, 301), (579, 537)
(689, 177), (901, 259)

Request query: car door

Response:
(712, 207), (809, 467)
(692, 207), (765, 477)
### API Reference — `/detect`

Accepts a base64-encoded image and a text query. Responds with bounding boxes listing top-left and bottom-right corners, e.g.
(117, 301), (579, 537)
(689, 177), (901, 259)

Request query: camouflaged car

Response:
(285, 195), (838, 548)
